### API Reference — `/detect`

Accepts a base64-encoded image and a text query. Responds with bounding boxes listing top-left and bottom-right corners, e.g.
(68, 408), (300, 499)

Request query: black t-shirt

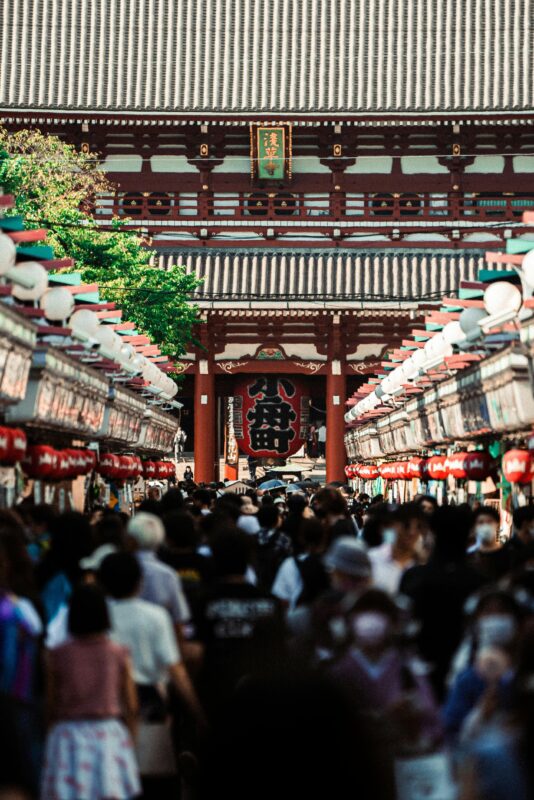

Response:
(400, 559), (485, 699)
(467, 547), (511, 584)
(158, 547), (215, 631)
(196, 581), (285, 715)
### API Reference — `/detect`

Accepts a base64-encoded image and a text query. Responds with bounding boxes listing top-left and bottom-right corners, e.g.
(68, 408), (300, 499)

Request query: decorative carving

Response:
(218, 361), (249, 374)
(348, 360), (383, 375)
(172, 362), (194, 374)
(292, 361), (325, 374)
(257, 347), (285, 361)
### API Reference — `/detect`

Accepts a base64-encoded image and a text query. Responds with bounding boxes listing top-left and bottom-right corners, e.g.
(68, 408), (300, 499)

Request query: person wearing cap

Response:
(127, 513), (191, 644)
(287, 536), (373, 663)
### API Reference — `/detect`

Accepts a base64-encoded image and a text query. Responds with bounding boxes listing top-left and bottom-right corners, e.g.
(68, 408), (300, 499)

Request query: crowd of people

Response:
(1, 478), (534, 800)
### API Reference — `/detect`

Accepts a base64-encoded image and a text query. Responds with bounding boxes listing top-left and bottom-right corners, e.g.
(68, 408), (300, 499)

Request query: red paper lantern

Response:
(97, 453), (120, 479)
(22, 445), (58, 478)
(502, 449), (533, 485)
(143, 461), (156, 479)
(0, 428), (10, 462)
(51, 450), (73, 481)
(447, 452), (469, 480)
(378, 464), (391, 481)
(233, 375), (310, 459)
(427, 455), (448, 481)
(359, 464), (379, 480)
(4, 428), (27, 464)
(83, 449), (98, 471)
(344, 465), (352, 478)
(64, 449), (88, 477)
(420, 459), (431, 481)
(396, 462), (410, 480)
(463, 451), (491, 481)
(407, 457), (424, 479)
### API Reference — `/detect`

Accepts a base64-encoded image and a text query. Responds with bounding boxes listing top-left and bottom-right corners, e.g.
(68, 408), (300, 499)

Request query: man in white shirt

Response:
(127, 513), (191, 634)
(316, 422), (327, 459)
(98, 552), (204, 724)
(369, 504), (426, 595)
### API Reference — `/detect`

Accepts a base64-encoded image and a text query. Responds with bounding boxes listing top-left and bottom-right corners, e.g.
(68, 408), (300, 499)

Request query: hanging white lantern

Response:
(401, 356), (418, 380)
(69, 309), (101, 337)
(130, 354), (145, 372)
(522, 249), (534, 289)
(484, 281), (522, 316)
(412, 348), (427, 369)
(381, 374), (396, 395)
(10, 262), (49, 301)
(0, 233), (17, 275)
(93, 326), (116, 352)
(40, 287), (75, 321)
(424, 333), (452, 359)
(109, 332), (124, 355)
(459, 307), (486, 334)
(120, 343), (135, 363)
(442, 320), (465, 345)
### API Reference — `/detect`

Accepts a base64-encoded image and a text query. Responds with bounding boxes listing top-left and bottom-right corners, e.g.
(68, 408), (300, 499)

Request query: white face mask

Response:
(353, 612), (390, 646)
(477, 614), (517, 647)
(476, 523), (497, 546)
(382, 528), (397, 546)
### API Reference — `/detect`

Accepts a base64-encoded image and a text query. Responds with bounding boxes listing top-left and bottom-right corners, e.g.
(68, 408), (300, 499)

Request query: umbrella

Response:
(286, 484), (306, 494)
(258, 479), (287, 491)
(296, 479), (320, 489)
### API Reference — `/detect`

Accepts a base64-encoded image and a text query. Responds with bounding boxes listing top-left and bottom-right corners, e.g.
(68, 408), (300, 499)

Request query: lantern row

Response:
(345, 449), (534, 485)
(0, 427), (175, 482)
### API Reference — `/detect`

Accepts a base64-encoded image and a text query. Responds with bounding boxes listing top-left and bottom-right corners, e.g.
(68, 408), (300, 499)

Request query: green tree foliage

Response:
(0, 127), (200, 360)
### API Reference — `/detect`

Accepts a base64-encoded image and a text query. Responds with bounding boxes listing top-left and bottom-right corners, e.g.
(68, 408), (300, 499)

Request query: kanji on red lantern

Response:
(234, 375), (310, 459)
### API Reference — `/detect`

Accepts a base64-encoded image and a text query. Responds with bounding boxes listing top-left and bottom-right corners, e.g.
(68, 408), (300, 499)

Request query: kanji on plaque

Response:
(257, 127), (286, 179)
(233, 375), (310, 459)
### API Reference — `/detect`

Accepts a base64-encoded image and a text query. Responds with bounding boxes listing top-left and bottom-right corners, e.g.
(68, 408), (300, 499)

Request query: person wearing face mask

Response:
(368, 504), (427, 596)
(329, 589), (442, 753)
(467, 507), (510, 584)
(443, 590), (523, 740)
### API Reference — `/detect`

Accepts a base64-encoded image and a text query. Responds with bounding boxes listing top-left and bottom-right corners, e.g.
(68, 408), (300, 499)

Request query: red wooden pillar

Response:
(193, 361), (216, 483)
(326, 362), (347, 484)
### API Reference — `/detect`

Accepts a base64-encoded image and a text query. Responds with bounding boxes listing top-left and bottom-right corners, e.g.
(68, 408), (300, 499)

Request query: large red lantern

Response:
(464, 451), (491, 481)
(408, 457), (424, 479)
(447, 452), (469, 480)
(22, 445), (58, 479)
(359, 464), (379, 480)
(233, 375), (310, 459)
(502, 450), (533, 485)
(427, 455), (448, 481)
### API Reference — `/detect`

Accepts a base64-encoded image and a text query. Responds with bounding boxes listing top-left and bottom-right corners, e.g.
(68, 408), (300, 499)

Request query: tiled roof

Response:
(153, 249), (492, 301)
(1, 0), (532, 118)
